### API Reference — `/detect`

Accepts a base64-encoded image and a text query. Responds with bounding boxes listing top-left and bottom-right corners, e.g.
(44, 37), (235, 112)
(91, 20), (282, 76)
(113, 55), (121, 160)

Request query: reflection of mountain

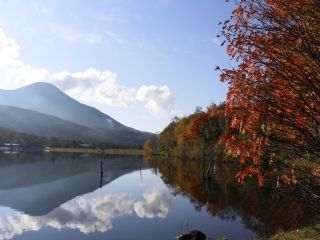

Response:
(0, 178), (173, 240)
(0, 153), (147, 216)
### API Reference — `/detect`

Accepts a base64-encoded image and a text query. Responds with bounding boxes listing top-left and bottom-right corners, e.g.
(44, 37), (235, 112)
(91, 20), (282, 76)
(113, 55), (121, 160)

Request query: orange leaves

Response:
(218, 0), (320, 185)
(227, 45), (234, 55)
(189, 113), (208, 140)
(281, 174), (298, 185)
(220, 73), (228, 82)
(294, 116), (307, 128)
(235, 165), (265, 186)
(311, 167), (320, 178)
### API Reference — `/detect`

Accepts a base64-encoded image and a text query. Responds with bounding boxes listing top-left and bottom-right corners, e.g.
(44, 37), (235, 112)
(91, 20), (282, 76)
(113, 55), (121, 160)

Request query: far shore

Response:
(45, 147), (144, 155)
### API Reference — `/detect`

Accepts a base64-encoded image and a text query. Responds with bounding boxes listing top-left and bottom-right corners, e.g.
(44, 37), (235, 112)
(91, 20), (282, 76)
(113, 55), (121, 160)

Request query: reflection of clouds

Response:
(134, 186), (173, 218)
(0, 186), (173, 240)
(0, 210), (41, 240)
(0, 193), (134, 240)
(45, 193), (134, 233)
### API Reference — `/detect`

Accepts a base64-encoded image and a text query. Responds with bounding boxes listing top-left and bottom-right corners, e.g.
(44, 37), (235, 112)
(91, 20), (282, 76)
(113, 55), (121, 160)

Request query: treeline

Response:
(0, 127), (129, 150)
(144, 103), (227, 160)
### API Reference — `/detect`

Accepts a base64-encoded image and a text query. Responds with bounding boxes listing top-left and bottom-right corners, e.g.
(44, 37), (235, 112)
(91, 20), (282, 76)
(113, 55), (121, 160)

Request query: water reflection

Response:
(144, 156), (320, 236)
(0, 185), (173, 240)
(134, 186), (173, 219)
(1, 153), (316, 239)
(0, 193), (133, 239)
(0, 153), (179, 240)
(0, 153), (146, 215)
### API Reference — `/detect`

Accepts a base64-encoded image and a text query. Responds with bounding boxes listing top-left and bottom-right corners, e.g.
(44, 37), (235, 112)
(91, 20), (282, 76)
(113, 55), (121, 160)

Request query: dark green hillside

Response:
(0, 105), (151, 147)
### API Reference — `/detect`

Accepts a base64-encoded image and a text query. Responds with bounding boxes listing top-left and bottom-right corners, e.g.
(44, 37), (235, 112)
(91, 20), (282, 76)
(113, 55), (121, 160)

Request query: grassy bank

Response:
(45, 147), (144, 155)
(268, 224), (320, 240)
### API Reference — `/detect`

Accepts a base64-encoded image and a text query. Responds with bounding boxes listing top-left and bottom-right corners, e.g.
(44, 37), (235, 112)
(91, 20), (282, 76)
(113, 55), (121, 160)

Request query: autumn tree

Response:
(143, 135), (159, 153)
(218, 0), (320, 185)
(189, 104), (225, 156)
(188, 104), (225, 178)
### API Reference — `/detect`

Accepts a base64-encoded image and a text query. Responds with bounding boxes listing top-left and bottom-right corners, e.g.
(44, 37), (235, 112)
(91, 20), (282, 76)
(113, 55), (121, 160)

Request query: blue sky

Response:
(0, 0), (233, 132)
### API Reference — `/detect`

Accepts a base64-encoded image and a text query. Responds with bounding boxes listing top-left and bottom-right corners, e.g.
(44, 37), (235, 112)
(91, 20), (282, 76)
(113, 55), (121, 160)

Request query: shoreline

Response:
(45, 147), (144, 155)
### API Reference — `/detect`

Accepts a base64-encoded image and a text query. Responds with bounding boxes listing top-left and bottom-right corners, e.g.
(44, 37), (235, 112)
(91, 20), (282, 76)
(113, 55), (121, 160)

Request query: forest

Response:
(144, 0), (320, 234)
(0, 127), (129, 151)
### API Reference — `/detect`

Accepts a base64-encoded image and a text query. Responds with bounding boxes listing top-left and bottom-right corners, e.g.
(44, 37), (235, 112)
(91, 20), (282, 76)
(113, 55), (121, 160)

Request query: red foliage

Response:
(218, 0), (320, 185)
(189, 113), (209, 140)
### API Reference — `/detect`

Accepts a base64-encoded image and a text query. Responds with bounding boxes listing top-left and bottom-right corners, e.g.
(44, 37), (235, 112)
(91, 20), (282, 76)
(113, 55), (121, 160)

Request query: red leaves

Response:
(189, 113), (208, 139)
(219, 0), (320, 185)
(235, 166), (265, 186)
(220, 73), (228, 82)
(227, 45), (234, 55)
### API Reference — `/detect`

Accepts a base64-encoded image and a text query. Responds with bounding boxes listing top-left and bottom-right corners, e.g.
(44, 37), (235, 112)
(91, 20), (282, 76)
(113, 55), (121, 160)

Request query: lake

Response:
(0, 153), (318, 240)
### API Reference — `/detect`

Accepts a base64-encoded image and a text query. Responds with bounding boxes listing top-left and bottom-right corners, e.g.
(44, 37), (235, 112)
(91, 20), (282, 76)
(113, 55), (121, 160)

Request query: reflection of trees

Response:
(145, 156), (319, 236)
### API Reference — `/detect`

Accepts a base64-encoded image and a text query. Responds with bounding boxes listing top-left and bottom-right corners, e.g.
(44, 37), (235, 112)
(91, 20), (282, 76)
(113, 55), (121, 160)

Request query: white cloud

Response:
(49, 24), (103, 44)
(49, 24), (126, 45)
(136, 85), (175, 116)
(98, 7), (141, 24)
(106, 31), (124, 44)
(0, 27), (175, 115)
(83, 34), (104, 44)
(99, 7), (127, 23)
(33, 2), (53, 16)
(211, 37), (221, 46)
(134, 186), (173, 218)
(0, 28), (50, 87)
(51, 68), (136, 107)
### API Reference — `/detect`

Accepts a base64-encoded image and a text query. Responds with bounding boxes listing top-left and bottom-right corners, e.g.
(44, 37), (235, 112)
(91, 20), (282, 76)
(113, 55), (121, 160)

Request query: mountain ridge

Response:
(0, 82), (140, 132)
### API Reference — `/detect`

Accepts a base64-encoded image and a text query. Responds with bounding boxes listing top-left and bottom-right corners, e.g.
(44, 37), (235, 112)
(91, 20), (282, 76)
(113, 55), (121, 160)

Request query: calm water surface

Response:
(0, 153), (317, 240)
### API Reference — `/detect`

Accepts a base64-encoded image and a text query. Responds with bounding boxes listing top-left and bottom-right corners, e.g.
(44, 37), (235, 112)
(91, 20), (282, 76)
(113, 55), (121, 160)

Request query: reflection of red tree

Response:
(176, 171), (207, 203)
(152, 157), (318, 234)
(207, 203), (220, 215)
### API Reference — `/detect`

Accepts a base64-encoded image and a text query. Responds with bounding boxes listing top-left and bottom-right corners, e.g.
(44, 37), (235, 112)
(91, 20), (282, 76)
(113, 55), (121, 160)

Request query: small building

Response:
(0, 143), (21, 152)
(80, 143), (92, 148)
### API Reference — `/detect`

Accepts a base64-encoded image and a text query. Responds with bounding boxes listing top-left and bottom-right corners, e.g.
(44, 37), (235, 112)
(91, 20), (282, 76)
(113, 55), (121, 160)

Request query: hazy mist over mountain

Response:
(0, 82), (134, 131)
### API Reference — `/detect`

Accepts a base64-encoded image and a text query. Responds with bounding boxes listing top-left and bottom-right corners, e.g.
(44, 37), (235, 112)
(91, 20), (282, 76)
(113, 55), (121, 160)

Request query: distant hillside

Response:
(0, 127), (121, 149)
(0, 105), (150, 146)
(0, 82), (139, 132)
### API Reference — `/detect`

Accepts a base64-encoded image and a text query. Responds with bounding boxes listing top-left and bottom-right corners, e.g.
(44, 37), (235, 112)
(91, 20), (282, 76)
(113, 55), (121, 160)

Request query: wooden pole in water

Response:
(100, 159), (103, 188)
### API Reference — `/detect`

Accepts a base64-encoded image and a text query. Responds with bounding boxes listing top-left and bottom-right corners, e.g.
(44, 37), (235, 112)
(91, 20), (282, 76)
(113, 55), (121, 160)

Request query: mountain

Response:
(0, 105), (150, 146)
(0, 82), (134, 131)
(0, 82), (152, 146)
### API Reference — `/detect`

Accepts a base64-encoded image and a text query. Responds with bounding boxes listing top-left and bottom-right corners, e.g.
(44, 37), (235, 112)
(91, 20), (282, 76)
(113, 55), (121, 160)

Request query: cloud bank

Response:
(0, 28), (174, 116)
